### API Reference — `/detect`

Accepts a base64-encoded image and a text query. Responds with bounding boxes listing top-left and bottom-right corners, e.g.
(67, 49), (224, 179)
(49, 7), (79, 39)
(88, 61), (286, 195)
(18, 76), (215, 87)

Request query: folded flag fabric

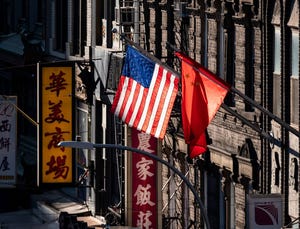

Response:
(112, 46), (179, 139)
(175, 52), (230, 158)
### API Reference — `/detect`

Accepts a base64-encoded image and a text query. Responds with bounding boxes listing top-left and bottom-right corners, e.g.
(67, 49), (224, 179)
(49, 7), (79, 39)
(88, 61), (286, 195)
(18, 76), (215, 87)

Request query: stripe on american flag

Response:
(113, 64), (179, 139)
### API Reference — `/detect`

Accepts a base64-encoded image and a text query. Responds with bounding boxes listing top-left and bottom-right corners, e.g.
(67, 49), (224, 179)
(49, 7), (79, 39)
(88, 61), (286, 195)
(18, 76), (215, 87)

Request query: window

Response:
(274, 28), (281, 74)
(0, 0), (25, 35)
(290, 30), (299, 125)
(273, 27), (281, 117)
(291, 31), (299, 78)
(207, 173), (220, 228)
(223, 2), (235, 106)
(219, 20), (225, 79)
(287, 0), (299, 125)
(0, 0), (11, 34)
(244, 7), (254, 112)
(72, 0), (80, 55)
(55, 0), (67, 52)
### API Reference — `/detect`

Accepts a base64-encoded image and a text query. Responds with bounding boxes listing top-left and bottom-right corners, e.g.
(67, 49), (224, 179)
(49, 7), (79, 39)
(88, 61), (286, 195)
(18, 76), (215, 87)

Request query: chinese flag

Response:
(175, 52), (230, 158)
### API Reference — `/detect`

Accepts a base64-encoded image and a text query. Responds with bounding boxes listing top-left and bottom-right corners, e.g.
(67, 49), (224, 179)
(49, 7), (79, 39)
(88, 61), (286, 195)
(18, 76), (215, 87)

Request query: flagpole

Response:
(166, 42), (300, 139)
(119, 33), (181, 79)
(221, 103), (281, 147)
(230, 86), (300, 138)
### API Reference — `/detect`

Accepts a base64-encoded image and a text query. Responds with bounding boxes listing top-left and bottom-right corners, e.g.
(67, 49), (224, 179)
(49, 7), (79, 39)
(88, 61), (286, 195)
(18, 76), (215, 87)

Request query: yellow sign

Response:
(41, 66), (73, 184)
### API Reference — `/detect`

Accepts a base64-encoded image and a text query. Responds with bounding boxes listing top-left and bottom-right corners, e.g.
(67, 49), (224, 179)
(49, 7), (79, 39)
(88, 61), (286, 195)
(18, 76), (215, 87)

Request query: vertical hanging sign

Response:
(39, 64), (74, 185)
(131, 128), (157, 228)
(0, 96), (17, 186)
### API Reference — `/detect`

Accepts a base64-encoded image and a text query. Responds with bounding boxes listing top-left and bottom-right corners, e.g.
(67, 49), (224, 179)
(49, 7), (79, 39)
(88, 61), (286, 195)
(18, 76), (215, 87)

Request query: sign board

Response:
(0, 96), (17, 186)
(248, 194), (282, 229)
(39, 64), (75, 185)
(131, 128), (158, 228)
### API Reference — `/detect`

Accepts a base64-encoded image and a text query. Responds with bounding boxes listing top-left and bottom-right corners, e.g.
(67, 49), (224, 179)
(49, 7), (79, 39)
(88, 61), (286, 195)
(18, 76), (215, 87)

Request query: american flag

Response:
(111, 46), (179, 139)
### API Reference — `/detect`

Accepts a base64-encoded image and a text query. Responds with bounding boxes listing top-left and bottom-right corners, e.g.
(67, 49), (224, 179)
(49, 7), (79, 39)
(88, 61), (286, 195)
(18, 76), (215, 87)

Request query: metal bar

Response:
(230, 86), (300, 138)
(162, 170), (190, 212)
(221, 104), (282, 147)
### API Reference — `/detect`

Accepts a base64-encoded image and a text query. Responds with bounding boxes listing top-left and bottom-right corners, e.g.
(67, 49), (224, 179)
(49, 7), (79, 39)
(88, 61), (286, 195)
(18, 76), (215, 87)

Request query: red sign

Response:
(131, 128), (157, 229)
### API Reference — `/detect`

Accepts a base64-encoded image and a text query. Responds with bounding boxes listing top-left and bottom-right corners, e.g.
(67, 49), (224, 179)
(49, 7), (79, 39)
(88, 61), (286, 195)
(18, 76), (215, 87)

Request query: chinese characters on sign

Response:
(131, 129), (157, 229)
(0, 96), (17, 185)
(41, 66), (73, 184)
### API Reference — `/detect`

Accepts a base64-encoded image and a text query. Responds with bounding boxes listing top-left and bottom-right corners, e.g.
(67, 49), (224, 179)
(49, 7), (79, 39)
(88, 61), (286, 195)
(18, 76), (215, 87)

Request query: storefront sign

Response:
(131, 128), (157, 228)
(39, 64), (74, 185)
(0, 96), (17, 185)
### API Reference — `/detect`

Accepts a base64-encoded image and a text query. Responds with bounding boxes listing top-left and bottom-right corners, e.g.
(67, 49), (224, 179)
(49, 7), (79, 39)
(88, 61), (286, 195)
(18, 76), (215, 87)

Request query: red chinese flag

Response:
(175, 52), (230, 158)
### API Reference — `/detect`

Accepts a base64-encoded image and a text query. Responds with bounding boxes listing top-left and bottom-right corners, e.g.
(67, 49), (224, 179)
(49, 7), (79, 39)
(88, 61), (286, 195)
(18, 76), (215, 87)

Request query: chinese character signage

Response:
(39, 64), (74, 185)
(131, 128), (157, 228)
(248, 194), (282, 229)
(0, 96), (17, 185)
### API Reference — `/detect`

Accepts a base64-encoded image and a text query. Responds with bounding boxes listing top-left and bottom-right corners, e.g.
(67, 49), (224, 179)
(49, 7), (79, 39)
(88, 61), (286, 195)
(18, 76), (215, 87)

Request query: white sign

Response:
(248, 194), (282, 229)
(0, 96), (17, 185)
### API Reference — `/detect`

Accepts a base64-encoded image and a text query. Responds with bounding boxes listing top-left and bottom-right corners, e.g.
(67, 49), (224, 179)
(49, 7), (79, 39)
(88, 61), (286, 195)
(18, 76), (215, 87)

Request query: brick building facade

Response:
(130, 0), (299, 228)
(0, 0), (299, 228)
